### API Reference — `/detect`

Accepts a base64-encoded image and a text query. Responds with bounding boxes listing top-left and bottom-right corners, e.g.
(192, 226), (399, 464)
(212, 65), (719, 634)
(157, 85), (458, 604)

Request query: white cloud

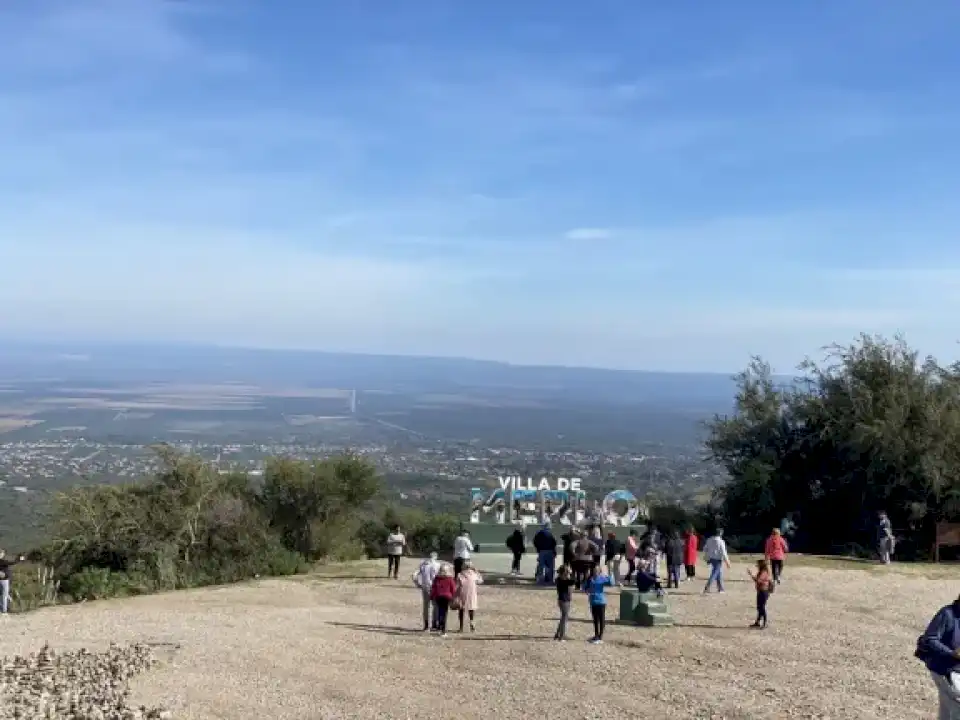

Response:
(564, 227), (612, 241)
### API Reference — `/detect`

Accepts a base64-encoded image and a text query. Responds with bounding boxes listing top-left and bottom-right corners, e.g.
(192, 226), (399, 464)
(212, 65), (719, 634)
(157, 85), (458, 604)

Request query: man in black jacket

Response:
(918, 595), (960, 717)
(506, 528), (526, 576)
(533, 523), (558, 584)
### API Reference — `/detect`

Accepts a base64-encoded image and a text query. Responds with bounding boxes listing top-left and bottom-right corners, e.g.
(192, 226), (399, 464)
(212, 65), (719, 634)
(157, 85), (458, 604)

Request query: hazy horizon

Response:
(2, 2), (959, 372)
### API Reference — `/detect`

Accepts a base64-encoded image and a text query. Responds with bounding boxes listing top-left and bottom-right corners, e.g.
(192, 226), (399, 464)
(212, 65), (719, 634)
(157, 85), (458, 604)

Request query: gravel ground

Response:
(0, 557), (951, 719)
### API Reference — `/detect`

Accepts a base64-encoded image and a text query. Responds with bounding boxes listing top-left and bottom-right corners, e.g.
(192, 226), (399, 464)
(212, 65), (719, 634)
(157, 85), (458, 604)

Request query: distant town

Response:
(0, 438), (720, 503)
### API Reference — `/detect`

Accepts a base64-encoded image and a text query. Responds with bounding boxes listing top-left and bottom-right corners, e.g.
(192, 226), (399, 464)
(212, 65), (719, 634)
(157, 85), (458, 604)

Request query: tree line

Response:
(12, 445), (460, 610)
(705, 334), (960, 559)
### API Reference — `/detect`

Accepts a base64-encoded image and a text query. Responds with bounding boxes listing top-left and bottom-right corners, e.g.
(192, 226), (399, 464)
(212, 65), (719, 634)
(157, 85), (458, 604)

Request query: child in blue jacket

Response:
(582, 564), (614, 644)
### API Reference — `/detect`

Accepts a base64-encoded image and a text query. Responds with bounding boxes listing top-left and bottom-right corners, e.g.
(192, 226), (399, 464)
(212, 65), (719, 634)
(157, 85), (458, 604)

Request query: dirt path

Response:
(1, 560), (948, 719)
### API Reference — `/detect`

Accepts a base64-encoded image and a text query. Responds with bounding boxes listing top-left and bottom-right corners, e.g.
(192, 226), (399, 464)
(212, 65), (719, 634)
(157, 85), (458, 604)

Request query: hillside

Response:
(4, 556), (944, 719)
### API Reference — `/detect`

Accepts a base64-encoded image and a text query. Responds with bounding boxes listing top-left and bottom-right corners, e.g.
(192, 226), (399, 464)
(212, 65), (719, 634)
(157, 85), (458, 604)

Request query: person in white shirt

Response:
(453, 530), (473, 576)
(385, 525), (406, 579)
(412, 552), (441, 631)
(702, 528), (731, 594)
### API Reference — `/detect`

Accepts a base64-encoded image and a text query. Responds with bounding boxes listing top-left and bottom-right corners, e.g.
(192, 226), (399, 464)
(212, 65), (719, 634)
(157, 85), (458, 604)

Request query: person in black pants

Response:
(748, 559), (773, 629)
(506, 528), (526, 575)
(554, 565), (574, 641)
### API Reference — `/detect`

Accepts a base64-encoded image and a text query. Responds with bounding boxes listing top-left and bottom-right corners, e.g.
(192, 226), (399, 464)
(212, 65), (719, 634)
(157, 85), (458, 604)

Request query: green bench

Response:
(618, 588), (675, 627)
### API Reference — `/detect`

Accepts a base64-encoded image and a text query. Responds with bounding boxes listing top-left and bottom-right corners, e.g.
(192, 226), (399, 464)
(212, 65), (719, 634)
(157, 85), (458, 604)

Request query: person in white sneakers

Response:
(453, 530), (473, 576)
(412, 552), (441, 631)
(702, 528), (731, 594)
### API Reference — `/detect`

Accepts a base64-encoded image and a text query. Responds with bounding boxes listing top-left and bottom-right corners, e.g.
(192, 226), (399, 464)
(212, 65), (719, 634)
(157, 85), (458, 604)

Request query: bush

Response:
(15, 450), (385, 611)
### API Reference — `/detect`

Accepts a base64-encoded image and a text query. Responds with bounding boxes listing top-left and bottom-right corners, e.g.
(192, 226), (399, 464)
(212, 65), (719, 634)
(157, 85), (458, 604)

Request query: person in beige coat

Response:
(455, 560), (484, 633)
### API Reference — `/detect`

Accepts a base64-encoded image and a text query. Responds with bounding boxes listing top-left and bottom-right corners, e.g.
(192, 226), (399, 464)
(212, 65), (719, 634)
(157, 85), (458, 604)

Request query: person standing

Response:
(582, 564), (614, 644)
(624, 530), (639, 583)
(917, 594), (960, 719)
(385, 525), (406, 579)
(453, 529), (473, 577)
(684, 528), (699, 580)
(554, 565), (575, 641)
(455, 560), (483, 633)
(604, 532), (622, 586)
(0, 550), (25, 615)
(430, 564), (457, 637)
(506, 528), (526, 576)
(561, 528), (576, 570)
(764, 528), (789, 585)
(663, 531), (683, 589)
(412, 552), (440, 631)
(702, 528), (731, 594)
(877, 511), (895, 564)
(533, 522), (558, 584)
(590, 525), (603, 570)
(573, 533), (595, 587)
(747, 559), (774, 629)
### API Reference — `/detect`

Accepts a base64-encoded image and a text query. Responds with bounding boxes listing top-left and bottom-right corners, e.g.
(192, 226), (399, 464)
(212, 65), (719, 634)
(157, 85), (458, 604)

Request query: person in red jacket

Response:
(430, 563), (457, 637)
(764, 528), (789, 585)
(683, 528), (699, 580)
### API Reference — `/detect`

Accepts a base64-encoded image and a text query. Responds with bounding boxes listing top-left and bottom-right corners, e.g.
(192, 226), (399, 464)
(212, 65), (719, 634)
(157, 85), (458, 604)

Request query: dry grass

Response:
(2, 559), (947, 719)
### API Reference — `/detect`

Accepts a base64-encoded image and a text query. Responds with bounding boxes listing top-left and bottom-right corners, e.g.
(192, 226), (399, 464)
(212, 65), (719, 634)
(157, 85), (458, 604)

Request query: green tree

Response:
(706, 335), (960, 557)
(259, 454), (380, 559)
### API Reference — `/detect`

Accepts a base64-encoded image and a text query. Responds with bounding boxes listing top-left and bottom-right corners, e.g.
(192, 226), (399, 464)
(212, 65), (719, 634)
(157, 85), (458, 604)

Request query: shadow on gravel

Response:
(328, 622), (551, 642)
(327, 622), (422, 636)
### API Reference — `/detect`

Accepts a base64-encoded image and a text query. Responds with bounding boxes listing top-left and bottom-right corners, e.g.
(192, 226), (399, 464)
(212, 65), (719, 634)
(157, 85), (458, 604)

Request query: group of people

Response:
(395, 523), (792, 643)
(411, 551), (483, 637)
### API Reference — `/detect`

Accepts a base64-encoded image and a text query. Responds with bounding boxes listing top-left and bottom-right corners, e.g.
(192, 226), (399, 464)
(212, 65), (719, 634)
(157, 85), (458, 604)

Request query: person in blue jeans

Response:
(582, 564), (614, 644)
(701, 529), (731, 594)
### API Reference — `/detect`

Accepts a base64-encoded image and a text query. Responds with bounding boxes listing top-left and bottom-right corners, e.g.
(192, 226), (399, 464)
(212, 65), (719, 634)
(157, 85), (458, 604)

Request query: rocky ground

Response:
(0, 555), (950, 719)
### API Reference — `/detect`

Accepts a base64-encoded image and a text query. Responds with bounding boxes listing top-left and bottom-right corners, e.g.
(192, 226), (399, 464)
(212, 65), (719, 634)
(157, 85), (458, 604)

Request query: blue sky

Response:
(1, 1), (959, 372)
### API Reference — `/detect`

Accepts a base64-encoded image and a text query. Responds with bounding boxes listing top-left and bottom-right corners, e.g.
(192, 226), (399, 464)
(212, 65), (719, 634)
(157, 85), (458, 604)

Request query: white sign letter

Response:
(537, 478), (551, 491)
(557, 477), (570, 491)
(570, 477), (581, 492)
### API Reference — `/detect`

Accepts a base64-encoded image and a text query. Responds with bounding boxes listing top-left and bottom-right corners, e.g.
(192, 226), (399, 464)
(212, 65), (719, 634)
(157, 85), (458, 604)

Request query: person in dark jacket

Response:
(506, 529), (526, 575)
(918, 595), (960, 717)
(533, 523), (558, 584)
(561, 529), (576, 569)
(663, 531), (684, 588)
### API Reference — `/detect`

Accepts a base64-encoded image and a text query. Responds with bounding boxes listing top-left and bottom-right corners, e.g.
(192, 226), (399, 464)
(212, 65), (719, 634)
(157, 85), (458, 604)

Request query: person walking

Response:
(684, 528), (699, 580)
(582, 564), (614, 644)
(455, 560), (483, 633)
(554, 565), (575, 641)
(412, 552), (441, 631)
(453, 529), (473, 577)
(385, 525), (406, 579)
(533, 522), (558, 584)
(506, 528), (526, 576)
(604, 532), (621, 586)
(916, 594), (960, 719)
(702, 528), (731, 594)
(0, 550), (25, 615)
(624, 530), (639, 583)
(430, 563), (457, 637)
(764, 528), (789, 585)
(747, 559), (774, 629)
(663, 531), (683, 589)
